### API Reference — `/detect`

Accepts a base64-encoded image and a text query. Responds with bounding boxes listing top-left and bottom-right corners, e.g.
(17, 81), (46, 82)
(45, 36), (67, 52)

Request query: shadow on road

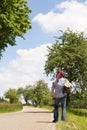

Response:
(23, 111), (52, 113)
(36, 121), (52, 123)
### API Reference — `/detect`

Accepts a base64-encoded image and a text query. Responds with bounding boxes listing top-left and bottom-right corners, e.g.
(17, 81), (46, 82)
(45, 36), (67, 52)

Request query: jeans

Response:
(53, 96), (67, 121)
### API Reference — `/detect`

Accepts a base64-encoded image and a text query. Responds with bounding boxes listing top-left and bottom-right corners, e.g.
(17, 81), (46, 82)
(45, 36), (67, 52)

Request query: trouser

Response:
(53, 96), (67, 121)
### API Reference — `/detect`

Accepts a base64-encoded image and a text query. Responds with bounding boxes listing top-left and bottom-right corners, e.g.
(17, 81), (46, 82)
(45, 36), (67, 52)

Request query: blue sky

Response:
(0, 0), (87, 96)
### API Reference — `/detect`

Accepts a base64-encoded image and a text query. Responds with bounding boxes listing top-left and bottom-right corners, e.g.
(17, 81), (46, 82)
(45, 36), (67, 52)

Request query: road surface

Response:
(0, 106), (56, 130)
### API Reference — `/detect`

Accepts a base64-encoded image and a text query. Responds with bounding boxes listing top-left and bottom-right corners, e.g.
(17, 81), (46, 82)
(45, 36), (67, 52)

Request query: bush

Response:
(70, 99), (87, 109)
(68, 108), (87, 117)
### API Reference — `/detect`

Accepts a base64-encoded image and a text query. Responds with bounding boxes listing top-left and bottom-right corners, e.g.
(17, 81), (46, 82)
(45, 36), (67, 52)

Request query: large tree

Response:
(44, 29), (87, 103)
(0, 0), (31, 57)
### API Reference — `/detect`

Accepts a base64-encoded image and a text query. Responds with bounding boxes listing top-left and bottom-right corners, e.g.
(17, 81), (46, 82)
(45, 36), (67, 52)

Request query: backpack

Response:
(63, 79), (72, 93)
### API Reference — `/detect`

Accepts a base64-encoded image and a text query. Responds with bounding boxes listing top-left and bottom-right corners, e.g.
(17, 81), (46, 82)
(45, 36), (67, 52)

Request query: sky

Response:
(0, 0), (87, 96)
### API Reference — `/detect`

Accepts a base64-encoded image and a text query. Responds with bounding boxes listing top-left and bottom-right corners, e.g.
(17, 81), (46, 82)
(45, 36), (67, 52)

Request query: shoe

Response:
(52, 120), (58, 123)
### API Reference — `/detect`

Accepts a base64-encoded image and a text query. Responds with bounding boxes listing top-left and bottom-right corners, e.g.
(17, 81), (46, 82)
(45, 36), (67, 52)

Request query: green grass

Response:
(0, 103), (23, 113)
(38, 105), (53, 111)
(56, 110), (87, 130)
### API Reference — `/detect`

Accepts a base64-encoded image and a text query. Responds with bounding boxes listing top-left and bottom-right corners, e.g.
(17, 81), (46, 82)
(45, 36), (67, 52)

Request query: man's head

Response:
(56, 70), (65, 82)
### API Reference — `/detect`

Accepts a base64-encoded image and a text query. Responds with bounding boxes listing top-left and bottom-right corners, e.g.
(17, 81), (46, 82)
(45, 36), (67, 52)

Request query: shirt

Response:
(51, 77), (67, 98)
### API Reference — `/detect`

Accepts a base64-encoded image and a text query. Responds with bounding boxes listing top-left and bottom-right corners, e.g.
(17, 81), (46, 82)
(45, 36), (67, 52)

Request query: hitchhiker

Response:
(51, 70), (67, 122)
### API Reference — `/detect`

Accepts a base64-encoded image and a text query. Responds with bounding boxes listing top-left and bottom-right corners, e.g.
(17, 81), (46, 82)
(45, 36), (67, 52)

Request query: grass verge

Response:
(0, 103), (23, 113)
(56, 109), (87, 130)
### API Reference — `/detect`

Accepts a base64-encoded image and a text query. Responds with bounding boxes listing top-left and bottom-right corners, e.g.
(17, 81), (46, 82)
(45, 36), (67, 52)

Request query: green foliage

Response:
(68, 108), (87, 117)
(23, 85), (33, 104)
(70, 99), (87, 108)
(0, 97), (6, 102)
(4, 88), (20, 103)
(32, 80), (51, 106)
(17, 80), (52, 106)
(3, 79), (52, 106)
(17, 87), (24, 95)
(45, 29), (87, 81)
(0, 0), (32, 57)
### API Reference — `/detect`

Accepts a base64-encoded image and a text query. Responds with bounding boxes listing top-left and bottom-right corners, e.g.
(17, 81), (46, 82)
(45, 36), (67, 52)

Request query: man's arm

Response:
(51, 82), (55, 99)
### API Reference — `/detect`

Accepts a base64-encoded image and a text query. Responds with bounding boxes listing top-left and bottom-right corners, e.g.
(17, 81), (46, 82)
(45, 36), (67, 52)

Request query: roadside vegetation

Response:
(0, 103), (22, 113)
(56, 109), (87, 130)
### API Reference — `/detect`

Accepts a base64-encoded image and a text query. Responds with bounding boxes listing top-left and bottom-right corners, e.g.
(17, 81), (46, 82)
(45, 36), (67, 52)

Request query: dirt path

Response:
(0, 106), (56, 130)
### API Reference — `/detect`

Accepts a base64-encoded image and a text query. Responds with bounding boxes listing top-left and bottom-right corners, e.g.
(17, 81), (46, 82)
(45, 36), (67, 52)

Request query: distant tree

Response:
(17, 87), (24, 103)
(23, 85), (33, 104)
(44, 29), (87, 105)
(0, 97), (5, 102)
(32, 80), (51, 106)
(17, 85), (33, 104)
(17, 87), (24, 95)
(4, 88), (19, 103)
(0, 0), (32, 58)
(18, 80), (52, 106)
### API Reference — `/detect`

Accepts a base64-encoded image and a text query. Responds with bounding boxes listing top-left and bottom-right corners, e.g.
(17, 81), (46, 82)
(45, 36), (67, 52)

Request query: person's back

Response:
(52, 77), (67, 98)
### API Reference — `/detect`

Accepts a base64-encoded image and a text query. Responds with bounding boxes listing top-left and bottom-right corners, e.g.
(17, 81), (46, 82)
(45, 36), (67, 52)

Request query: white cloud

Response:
(32, 0), (87, 33)
(0, 44), (52, 96)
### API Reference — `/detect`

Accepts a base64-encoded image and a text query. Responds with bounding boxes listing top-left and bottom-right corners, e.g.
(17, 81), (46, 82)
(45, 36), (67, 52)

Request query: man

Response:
(51, 70), (67, 122)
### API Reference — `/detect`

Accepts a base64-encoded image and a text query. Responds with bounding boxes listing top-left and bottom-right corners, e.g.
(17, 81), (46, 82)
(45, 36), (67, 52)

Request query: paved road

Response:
(0, 106), (56, 130)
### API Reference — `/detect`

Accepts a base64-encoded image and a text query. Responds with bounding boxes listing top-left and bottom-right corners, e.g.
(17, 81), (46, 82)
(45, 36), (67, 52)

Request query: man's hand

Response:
(51, 91), (55, 100)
